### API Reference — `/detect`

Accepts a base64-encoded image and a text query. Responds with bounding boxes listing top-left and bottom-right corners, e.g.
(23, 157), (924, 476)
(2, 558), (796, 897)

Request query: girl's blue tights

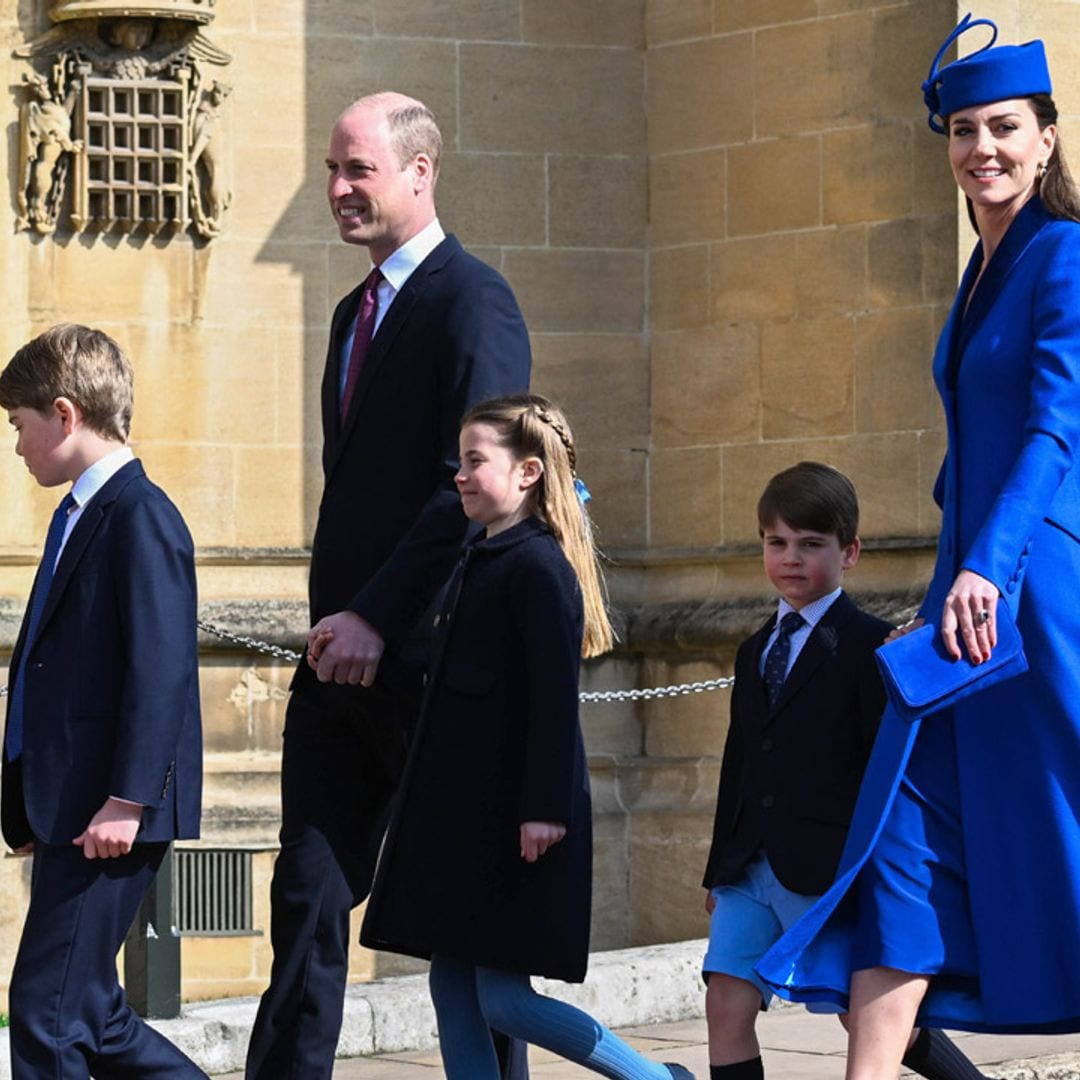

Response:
(428, 954), (673, 1079)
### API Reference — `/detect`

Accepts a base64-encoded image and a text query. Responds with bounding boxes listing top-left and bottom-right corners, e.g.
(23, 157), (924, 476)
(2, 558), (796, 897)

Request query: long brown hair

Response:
(461, 394), (614, 659)
(958, 93), (1080, 230)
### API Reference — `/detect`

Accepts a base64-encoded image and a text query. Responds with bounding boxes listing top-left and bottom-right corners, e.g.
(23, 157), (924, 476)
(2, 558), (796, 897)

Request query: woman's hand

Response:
(942, 569), (1000, 663)
(885, 617), (925, 643)
(520, 821), (566, 863)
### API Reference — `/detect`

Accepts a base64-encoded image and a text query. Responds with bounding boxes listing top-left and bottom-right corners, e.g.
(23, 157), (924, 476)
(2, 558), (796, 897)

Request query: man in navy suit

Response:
(0, 323), (205, 1078)
(245, 92), (532, 1079)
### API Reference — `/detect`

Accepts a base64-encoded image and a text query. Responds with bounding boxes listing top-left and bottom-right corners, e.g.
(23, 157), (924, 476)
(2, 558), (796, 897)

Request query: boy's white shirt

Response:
(55, 445), (134, 567)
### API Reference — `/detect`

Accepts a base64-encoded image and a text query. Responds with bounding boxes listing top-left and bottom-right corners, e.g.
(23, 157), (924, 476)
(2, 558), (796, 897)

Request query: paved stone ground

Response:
(218, 1009), (1080, 1078)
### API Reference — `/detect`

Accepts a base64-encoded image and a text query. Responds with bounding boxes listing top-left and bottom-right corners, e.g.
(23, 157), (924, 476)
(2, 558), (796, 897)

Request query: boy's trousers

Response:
(9, 840), (207, 1079)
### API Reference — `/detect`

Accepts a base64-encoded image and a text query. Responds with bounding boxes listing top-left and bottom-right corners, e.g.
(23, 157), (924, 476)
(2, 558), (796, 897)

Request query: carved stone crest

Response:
(15, 0), (232, 239)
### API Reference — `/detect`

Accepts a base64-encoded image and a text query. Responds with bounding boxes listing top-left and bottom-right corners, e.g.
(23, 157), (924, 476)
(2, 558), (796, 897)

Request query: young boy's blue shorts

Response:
(702, 853), (838, 1012)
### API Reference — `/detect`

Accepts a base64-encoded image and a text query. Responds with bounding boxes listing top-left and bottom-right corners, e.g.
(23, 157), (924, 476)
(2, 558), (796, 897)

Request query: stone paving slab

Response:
(208, 989), (1080, 1079)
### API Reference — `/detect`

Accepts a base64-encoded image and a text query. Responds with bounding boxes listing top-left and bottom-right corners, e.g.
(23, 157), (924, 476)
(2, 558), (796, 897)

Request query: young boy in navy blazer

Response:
(0, 324), (206, 1078)
(701, 462), (984, 1080)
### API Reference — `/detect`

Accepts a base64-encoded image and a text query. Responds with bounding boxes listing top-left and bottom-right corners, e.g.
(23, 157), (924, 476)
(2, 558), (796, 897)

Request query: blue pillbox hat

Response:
(923, 13), (1052, 134)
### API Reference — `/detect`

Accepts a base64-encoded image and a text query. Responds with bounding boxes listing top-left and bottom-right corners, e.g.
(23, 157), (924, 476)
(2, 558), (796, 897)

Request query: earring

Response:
(1038, 162), (1048, 180)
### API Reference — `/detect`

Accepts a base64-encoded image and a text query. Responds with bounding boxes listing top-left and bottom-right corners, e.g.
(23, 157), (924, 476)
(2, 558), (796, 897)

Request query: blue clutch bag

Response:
(874, 599), (1028, 722)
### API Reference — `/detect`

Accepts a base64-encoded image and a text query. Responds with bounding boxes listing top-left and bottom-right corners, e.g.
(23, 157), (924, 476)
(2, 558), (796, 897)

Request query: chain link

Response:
(196, 619), (303, 663)
(0, 621), (732, 704)
(579, 677), (733, 703)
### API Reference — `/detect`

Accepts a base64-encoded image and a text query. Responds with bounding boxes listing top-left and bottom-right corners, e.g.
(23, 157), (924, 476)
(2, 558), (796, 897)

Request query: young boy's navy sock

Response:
(709, 1059), (763, 1079)
(902, 1028), (986, 1080)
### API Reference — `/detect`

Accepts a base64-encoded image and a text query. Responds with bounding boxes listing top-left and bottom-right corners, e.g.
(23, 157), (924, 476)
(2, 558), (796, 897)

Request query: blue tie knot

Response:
(779, 610), (805, 637)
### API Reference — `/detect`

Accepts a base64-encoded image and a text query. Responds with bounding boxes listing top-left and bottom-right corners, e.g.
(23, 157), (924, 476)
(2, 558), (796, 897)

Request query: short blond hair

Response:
(342, 92), (442, 180)
(0, 324), (133, 440)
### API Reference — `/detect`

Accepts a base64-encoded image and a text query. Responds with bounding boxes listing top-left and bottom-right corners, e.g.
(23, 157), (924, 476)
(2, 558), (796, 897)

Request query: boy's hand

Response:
(520, 821), (566, 862)
(705, 889), (717, 915)
(307, 611), (384, 687)
(11, 842), (33, 856)
(74, 797), (143, 859)
(885, 616), (924, 643)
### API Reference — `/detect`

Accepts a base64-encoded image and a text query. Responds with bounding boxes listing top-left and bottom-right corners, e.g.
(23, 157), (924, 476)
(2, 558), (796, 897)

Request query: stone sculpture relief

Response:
(188, 79), (232, 237)
(14, 1), (231, 240)
(16, 70), (82, 234)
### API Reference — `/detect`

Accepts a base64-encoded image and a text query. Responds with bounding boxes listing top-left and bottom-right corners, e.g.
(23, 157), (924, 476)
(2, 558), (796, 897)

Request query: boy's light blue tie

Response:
(763, 610), (805, 708)
(5, 492), (76, 762)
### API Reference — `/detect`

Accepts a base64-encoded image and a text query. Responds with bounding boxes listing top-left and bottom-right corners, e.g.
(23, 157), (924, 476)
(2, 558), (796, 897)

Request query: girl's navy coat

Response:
(361, 516), (593, 983)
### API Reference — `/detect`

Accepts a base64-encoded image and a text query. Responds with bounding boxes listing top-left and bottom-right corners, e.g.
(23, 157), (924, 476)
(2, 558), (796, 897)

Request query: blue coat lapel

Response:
(955, 198), (1051, 363)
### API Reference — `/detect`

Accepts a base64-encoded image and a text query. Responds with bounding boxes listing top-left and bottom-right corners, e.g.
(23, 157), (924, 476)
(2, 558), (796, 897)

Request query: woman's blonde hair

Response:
(461, 393), (613, 659)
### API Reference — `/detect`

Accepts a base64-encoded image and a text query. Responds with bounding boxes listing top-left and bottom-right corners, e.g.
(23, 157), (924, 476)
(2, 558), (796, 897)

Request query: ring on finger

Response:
(976, 608), (992, 625)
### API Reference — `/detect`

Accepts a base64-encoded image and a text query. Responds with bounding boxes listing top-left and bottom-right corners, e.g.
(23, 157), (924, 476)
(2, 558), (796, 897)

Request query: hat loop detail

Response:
(923, 12), (999, 133)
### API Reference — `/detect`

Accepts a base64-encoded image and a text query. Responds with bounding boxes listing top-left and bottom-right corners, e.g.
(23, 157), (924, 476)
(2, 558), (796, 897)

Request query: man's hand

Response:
(307, 610), (385, 687)
(520, 821), (566, 863)
(73, 797), (143, 859)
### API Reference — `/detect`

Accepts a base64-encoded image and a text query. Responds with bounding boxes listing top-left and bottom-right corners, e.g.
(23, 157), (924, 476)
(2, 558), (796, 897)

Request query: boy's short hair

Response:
(0, 324), (133, 441)
(757, 461), (859, 547)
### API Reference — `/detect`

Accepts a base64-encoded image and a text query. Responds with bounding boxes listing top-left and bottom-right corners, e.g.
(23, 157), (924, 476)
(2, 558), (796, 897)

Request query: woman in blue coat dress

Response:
(757, 15), (1080, 1077)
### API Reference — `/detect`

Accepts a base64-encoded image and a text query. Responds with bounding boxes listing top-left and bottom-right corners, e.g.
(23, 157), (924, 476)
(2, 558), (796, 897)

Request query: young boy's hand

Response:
(520, 821), (566, 862)
(885, 616), (925, 643)
(705, 889), (717, 915)
(74, 797), (143, 859)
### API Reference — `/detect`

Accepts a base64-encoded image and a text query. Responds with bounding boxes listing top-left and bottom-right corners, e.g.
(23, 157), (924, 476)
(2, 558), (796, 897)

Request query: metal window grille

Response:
(173, 848), (254, 936)
(74, 72), (190, 233)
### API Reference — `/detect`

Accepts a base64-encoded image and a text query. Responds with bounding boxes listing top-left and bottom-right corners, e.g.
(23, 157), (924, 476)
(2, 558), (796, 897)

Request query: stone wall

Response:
(1, 0), (1073, 1011)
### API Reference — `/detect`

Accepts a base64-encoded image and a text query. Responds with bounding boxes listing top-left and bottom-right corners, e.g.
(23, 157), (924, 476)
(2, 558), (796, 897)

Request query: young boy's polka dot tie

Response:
(763, 611), (805, 708)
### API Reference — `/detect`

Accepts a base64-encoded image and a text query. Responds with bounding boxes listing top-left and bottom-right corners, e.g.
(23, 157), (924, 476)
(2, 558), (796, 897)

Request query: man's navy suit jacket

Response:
(1, 459), (202, 849)
(301, 233), (532, 689)
(702, 592), (889, 897)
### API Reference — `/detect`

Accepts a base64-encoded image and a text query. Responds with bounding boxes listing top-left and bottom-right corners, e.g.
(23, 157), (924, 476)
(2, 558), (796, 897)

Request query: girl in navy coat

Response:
(757, 16), (1080, 1076)
(359, 395), (693, 1079)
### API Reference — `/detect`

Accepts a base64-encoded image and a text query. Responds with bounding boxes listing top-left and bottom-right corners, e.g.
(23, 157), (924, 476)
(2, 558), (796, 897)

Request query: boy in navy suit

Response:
(0, 324), (206, 1078)
(701, 462), (983, 1080)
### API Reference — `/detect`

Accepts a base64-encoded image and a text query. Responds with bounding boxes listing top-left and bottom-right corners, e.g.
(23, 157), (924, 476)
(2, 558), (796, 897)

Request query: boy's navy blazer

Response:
(1, 459), (202, 849)
(702, 592), (889, 897)
(304, 233), (531, 674)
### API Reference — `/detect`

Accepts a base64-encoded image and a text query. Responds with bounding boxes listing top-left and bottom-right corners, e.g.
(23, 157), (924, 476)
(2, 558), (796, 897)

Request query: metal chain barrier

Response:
(0, 619), (733, 703)
(196, 619), (303, 664)
(579, 677), (733, 703)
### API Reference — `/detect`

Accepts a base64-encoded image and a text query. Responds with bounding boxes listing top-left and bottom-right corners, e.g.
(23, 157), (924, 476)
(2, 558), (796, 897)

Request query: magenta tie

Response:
(340, 267), (383, 421)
